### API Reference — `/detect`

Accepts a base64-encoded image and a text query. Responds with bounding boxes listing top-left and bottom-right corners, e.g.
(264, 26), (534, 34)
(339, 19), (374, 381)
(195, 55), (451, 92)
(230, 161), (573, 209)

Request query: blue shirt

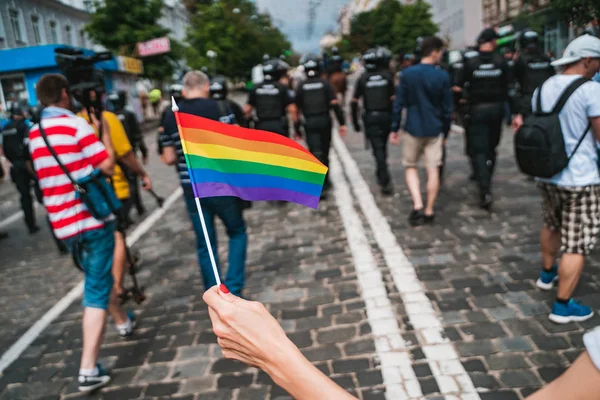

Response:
(161, 98), (234, 186)
(391, 64), (453, 137)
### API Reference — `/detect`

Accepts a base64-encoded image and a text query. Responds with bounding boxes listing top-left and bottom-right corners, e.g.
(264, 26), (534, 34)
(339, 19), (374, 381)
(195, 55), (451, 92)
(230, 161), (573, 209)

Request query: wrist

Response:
(263, 337), (308, 388)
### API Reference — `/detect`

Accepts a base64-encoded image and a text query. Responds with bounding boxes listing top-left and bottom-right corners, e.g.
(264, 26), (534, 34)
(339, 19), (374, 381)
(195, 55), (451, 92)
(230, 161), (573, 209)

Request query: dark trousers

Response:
(304, 116), (332, 189)
(466, 103), (504, 196)
(125, 168), (145, 216)
(364, 112), (392, 187)
(257, 119), (287, 137)
(11, 165), (41, 230)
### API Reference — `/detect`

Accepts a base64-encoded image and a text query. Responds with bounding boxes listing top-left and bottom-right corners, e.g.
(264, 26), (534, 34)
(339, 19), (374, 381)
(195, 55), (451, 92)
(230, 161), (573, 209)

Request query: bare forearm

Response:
(265, 345), (356, 400)
(120, 151), (147, 177)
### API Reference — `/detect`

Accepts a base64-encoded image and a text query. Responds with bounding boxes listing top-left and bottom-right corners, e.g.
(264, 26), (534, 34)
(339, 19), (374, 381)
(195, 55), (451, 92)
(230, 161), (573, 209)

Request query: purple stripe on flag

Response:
(193, 182), (320, 209)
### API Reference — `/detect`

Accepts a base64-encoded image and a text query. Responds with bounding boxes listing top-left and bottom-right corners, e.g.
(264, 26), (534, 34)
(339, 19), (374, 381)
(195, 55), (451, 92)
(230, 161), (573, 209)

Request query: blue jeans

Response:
(183, 186), (248, 295)
(64, 222), (116, 309)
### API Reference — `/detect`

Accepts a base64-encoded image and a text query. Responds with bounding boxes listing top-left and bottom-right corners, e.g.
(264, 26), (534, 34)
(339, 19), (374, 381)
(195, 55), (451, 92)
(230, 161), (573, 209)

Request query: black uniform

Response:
(353, 70), (395, 188)
(2, 118), (42, 231)
(514, 50), (554, 116)
(114, 107), (147, 217)
(459, 50), (509, 202)
(248, 81), (293, 136)
(296, 77), (339, 189)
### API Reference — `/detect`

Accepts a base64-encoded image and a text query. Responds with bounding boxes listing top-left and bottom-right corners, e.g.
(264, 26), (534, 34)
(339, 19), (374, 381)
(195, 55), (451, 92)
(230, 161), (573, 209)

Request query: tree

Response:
(85, 0), (183, 82)
(390, 0), (439, 55)
(186, 0), (291, 79)
(343, 0), (438, 56)
(550, 0), (600, 27)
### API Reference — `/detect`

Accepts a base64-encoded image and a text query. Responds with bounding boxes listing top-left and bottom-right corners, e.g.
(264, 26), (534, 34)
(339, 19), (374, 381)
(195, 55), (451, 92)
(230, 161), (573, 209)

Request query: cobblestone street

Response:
(0, 106), (599, 400)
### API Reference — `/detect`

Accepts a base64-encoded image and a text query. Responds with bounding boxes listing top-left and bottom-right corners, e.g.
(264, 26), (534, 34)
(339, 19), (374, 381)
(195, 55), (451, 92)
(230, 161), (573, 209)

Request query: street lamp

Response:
(206, 50), (218, 74)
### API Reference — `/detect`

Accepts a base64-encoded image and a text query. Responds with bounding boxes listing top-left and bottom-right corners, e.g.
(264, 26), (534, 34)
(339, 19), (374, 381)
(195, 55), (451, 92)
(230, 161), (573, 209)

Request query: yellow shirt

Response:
(79, 110), (132, 200)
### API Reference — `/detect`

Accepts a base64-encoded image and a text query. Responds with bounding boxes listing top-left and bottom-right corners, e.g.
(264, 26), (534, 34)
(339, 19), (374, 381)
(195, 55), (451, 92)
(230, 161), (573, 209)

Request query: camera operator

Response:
(78, 89), (152, 303)
(28, 74), (131, 392)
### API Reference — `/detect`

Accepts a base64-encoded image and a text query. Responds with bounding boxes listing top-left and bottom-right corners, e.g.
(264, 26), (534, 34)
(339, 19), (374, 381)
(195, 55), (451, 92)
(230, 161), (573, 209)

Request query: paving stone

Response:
(144, 382), (180, 397)
(500, 370), (542, 387)
(479, 390), (520, 400)
(456, 340), (497, 357)
(418, 376), (440, 395)
(473, 295), (505, 309)
(486, 307), (517, 321)
(437, 298), (471, 312)
(238, 387), (270, 400)
(344, 339), (376, 356)
(302, 344), (342, 362)
(413, 362), (434, 377)
(461, 322), (508, 339)
(102, 386), (144, 399)
(465, 311), (491, 322)
(518, 303), (551, 317)
(195, 388), (231, 399)
(317, 326), (356, 344)
(135, 364), (170, 383)
(332, 374), (355, 389)
(468, 372), (501, 389)
(216, 373), (254, 388)
(528, 352), (568, 367)
(332, 358), (370, 374)
(362, 389), (386, 400)
(502, 319), (545, 336)
(538, 366), (566, 383)
(530, 335), (570, 351)
(287, 331), (314, 349)
(172, 360), (209, 379)
(461, 359), (487, 373)
(149, 349), (176, 363)
(210, 358), (248, 374)
(357, 370), (383, 387)
(496, 337), (534, 353)
(443, 327), (462, 341)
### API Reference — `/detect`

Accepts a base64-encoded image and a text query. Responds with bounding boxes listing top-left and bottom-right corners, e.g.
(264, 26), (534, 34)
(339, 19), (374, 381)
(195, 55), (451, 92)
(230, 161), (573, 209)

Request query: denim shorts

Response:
(584, 326), (600, 372)
(65, 222), (116, 310)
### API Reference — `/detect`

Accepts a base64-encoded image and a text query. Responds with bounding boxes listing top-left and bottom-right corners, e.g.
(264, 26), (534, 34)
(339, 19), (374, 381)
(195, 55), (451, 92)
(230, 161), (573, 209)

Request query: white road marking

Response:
(330, 153), (418, 400)
(332, 132), (480, 399)
(0, 210), (24, 230)
(0, 187), (183, 374)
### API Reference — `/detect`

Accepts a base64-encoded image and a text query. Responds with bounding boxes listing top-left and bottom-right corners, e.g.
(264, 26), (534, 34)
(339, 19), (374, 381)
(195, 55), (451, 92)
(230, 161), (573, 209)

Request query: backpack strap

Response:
(552, 77), (589, 113)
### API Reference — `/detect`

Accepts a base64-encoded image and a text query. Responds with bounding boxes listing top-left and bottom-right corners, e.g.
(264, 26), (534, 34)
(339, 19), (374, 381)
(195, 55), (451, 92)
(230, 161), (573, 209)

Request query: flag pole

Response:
(171, 97), (222, 287)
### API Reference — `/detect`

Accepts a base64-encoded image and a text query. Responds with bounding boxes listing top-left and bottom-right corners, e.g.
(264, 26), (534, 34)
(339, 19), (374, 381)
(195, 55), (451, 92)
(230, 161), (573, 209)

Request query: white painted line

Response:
(329, 153), (417, 400)
(0, 186), (183, 374)
(0, 210), (24, 230)
(332, 132), (480, 399)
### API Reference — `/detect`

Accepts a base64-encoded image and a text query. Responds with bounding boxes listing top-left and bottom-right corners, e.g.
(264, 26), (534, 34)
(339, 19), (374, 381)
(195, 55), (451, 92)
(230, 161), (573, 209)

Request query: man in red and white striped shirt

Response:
(29, 74), (130, 392)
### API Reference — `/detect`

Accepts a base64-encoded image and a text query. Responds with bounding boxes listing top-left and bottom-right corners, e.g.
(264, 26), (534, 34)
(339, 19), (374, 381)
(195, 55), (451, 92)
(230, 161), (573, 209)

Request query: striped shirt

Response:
(29, 107), (109, 240)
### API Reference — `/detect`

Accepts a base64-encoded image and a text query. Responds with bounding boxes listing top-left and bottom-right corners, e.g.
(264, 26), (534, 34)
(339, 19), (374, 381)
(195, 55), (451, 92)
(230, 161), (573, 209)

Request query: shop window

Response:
(49, 20), (59, 43)
(31, 15), (44, 45)
(1, 76), (29, 111)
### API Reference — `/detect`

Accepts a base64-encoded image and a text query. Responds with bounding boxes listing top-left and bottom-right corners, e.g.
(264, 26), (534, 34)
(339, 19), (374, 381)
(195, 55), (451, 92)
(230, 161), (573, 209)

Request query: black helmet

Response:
(364, 46), (391, 71)
(262, 53), (270, 62)
(300, 53), (322, 77)
(262, 58), (288, 81)
(331, 46), (340, 55)
(107, 91), (127, 111)
(169, 84), (183, 102)
(209, 76), (228, 100)
(519, 29), (539, 49)
(9, 105), (25, 118)
(477, 28), (499, 45)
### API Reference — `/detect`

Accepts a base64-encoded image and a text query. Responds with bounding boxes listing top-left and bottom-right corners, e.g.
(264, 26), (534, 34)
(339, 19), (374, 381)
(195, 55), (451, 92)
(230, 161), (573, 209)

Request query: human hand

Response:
(339, 125), (347, 137)
(142, 155), (149, 166)
(141, 175), (152, 191)
(390, 132), (400, 145)
(512, 114), (524, 132)
(203, 286), (296, 372)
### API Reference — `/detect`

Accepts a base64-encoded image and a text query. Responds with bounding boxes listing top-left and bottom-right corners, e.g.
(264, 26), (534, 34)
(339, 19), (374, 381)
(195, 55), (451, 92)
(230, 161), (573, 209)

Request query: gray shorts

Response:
(584, 326), (600, 371)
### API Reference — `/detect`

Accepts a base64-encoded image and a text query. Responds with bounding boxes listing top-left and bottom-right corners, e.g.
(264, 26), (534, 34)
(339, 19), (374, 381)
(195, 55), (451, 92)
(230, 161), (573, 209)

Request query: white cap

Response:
(551, 34), (600, 67)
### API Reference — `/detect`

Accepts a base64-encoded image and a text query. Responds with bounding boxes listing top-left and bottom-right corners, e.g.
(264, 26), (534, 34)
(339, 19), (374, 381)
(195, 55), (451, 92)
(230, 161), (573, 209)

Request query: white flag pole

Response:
(171, 97), (222, 287)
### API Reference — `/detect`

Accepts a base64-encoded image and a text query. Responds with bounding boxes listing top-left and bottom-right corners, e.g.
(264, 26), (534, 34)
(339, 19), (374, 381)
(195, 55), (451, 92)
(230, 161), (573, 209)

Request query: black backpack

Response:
(514, 77), (591, 178)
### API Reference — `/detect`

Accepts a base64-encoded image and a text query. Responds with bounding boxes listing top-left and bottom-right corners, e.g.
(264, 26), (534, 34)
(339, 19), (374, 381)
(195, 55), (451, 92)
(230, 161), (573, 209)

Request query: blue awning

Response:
(0, 44), (118, 74)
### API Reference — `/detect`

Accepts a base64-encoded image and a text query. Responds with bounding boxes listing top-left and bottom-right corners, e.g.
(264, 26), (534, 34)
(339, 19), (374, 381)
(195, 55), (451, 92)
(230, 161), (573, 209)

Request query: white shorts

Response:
(584, 326), (600, 371)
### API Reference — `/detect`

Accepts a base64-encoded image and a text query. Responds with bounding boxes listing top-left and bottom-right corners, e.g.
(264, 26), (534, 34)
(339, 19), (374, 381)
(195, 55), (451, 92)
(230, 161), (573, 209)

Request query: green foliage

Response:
(85, 0), (183, 82)
(550, 0), (600, 27)
(186, 0), (291, 79)
(345, 0), (438, 55)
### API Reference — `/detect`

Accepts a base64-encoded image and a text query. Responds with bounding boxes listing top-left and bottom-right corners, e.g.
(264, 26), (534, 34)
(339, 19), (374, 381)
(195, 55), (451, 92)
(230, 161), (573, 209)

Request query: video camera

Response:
(54, 47), (112, 115)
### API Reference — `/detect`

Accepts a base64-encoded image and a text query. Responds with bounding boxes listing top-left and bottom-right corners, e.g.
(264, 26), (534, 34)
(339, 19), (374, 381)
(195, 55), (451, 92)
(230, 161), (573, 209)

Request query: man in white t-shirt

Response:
(524, 35), (600, 324)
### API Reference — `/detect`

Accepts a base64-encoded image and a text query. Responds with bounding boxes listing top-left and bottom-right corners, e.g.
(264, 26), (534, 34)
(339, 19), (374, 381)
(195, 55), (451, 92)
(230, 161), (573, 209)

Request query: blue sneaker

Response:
(549, 299), (594, 324)
(78, 363), (110, 392)
(117, 311), (137, 337)
(536, 265), (558, 290)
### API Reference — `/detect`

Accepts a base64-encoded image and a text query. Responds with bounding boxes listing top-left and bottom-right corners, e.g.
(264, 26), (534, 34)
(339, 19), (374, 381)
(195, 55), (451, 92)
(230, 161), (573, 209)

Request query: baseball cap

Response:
(551, 34), (600, 67)
(477, 28), (499, 44)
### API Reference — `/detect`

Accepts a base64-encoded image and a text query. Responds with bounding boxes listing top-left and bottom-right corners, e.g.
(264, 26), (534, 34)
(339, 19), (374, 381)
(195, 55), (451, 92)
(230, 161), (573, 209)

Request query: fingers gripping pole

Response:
(172, 97), (222, 287)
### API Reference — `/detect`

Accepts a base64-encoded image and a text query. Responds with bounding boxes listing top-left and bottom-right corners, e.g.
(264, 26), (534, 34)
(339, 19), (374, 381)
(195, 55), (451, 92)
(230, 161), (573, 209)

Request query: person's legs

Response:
(556, 253), (585, 300)
(537, 184), (562, 290)
(366, 116), (391, 190)
(425, 167), (440, 217)
(215, 198), (248, 296)
(11, 167), (37, 232)
(467, 111), (491, 207)
(540, 226), (561, 270)
(405, 168), (423, 210)
(183, 187), (221, 289)
(423, 136), (443, 217)
(112, 230), (127, 296)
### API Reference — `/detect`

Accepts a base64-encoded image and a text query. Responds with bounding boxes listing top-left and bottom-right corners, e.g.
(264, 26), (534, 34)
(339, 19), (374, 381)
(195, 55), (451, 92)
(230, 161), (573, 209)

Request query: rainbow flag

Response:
(174, 110), (328, 209)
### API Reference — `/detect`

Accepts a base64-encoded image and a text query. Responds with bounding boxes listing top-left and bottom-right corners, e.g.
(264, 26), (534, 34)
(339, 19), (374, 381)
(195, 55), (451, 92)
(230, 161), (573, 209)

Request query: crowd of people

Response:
(2, 25), (600, 398)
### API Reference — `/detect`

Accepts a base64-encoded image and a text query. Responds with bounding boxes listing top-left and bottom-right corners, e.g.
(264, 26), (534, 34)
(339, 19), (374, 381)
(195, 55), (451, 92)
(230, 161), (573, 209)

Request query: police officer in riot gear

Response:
(245, 58), (297, 136)
(158, 84), (183, 156)
(352, 47), (395, 195)
(295, 54), (347, 198)
(512, 29), (555, 127)
(210, 75), (247, 127)
(326, 46), (344, 76)
(2, 106), (40, 234)
(108, 91), (148, 218)
(457, 28), (510, 210)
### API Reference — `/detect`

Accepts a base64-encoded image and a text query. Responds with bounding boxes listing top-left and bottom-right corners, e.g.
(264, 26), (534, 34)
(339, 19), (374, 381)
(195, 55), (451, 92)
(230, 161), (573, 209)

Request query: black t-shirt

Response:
(295, 77), (336, 114)
(160, 98), (225, 185)
(247, 81), (293, 117)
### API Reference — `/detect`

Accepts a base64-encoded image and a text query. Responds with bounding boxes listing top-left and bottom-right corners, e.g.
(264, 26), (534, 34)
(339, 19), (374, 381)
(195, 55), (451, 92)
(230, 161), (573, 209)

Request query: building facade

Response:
(424, 0), (483, 49)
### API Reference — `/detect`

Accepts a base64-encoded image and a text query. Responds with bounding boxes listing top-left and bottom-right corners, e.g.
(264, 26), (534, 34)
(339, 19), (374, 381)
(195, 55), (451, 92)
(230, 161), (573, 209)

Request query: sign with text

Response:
(137, 37), (171, 57)
(117, 56), (144, 74)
